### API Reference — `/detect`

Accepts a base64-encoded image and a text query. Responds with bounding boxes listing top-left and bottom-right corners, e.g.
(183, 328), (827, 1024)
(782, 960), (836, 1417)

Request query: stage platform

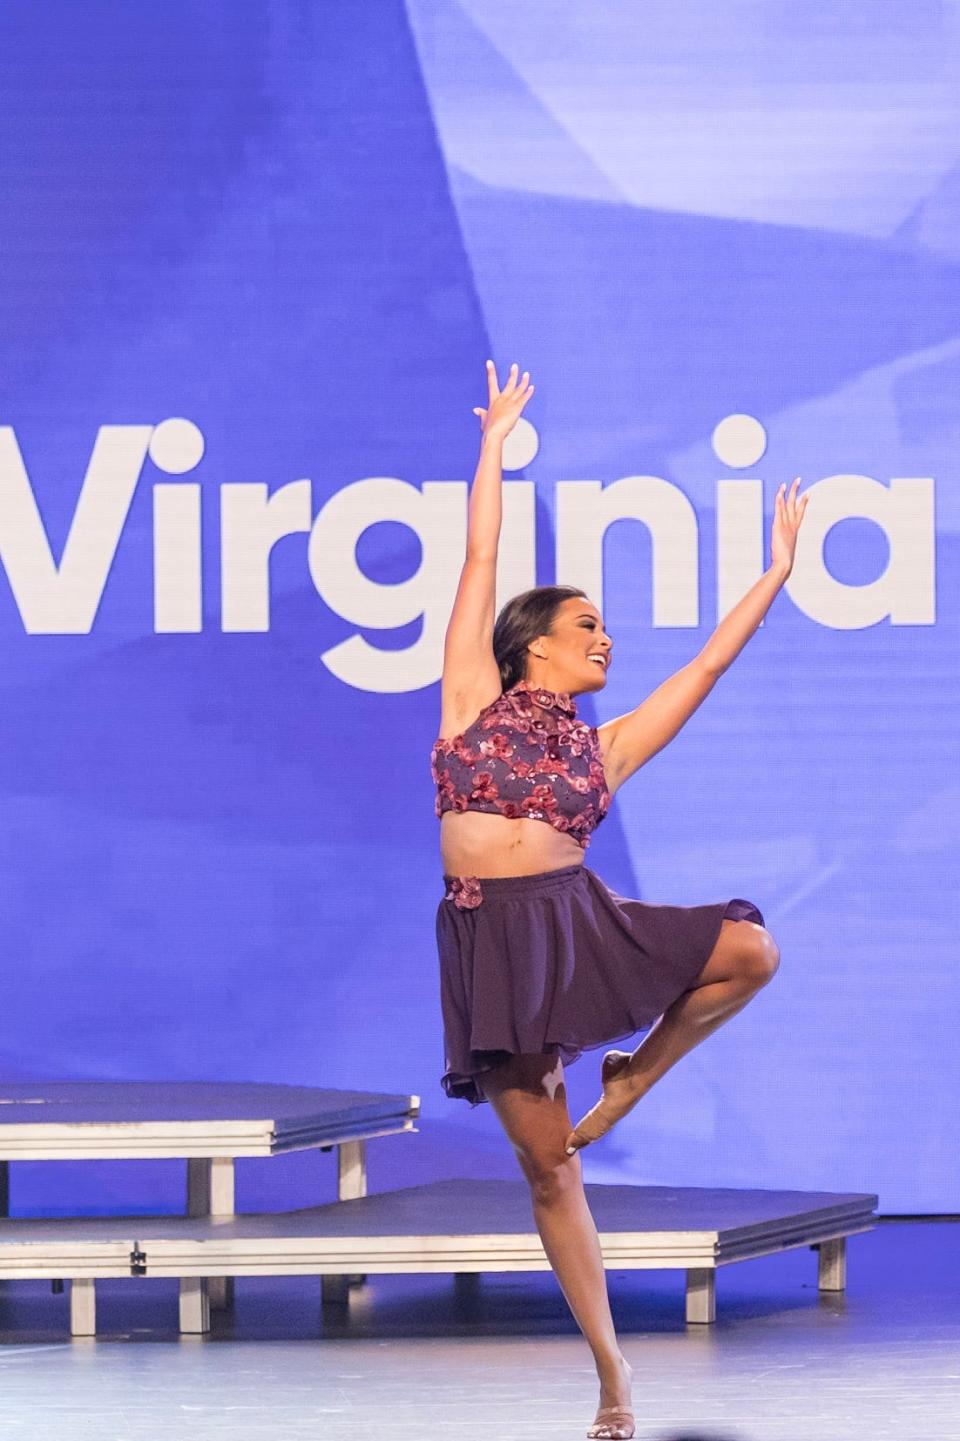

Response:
(0, 1081), (420, 1324)
(0, 1177), (877, 1336)
(0, 1081), (419, 1161)
(0, 1080), (419, 1209)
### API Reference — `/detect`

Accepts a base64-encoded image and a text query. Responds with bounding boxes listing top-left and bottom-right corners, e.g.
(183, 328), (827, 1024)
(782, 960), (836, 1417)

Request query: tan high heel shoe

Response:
(587, 1405), (635, 1439)
(588, 1352), (634, 1438)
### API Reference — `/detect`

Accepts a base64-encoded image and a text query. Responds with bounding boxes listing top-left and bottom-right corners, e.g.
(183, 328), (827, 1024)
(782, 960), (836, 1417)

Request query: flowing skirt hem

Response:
(441, 1020), (658, 1107)
(437, 876), (766, 1106)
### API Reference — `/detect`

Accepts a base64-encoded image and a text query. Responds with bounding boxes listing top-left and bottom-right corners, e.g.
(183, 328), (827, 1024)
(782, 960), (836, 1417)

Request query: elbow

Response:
(697, 653), (726, 680)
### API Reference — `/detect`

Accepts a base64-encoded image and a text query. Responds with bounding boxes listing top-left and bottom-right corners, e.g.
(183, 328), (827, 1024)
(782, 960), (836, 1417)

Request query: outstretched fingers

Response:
(476, 359), (535, 436)
(504, 365), (533, 410)
(777, 478), (809, 529)
(492, 360), (532, 399)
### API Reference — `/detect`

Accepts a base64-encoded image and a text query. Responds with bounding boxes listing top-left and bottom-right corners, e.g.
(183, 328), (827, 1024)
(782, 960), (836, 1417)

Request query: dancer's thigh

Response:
(483, 1053), (575, 1177)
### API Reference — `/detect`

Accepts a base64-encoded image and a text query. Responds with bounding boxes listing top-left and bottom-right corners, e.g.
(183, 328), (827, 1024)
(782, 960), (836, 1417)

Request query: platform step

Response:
(0, 1178), (878, 1277)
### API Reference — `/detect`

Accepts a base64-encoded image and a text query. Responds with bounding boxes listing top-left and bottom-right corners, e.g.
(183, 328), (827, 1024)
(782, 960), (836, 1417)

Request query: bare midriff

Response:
(440, 809), (585, 878)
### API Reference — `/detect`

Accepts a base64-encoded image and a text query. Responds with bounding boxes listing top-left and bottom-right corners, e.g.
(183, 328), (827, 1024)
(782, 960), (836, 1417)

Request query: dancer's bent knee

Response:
(736, 928), (780, 991)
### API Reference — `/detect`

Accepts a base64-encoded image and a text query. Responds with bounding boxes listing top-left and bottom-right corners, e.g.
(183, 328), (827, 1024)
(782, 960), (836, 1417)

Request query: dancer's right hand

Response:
(472, 360), (534, 440)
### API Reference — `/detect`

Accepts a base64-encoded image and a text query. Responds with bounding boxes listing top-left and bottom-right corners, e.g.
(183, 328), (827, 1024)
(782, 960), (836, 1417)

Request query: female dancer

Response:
(431, 361), (808, 1440)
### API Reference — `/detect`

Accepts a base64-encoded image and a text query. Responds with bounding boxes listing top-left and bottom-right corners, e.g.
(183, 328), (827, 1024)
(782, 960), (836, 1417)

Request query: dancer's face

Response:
(526, 598), (613, 696)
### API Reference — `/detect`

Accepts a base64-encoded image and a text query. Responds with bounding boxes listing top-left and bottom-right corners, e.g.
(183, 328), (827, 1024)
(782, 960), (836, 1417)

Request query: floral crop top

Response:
(430, 679), (611, 849)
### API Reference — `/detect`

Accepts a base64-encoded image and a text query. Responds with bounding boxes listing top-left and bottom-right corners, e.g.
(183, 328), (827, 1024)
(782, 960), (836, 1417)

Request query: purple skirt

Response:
(436, 862), (764, 1106)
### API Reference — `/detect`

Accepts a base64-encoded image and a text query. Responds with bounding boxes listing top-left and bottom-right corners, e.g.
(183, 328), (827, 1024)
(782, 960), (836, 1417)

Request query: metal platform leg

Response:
(70, 1278), (96, 1337)
(179, 1277), (210, 1334)
(454, 1271), (481, 1307)
(817, 1237), (847, 1292)
(187, 1157), (235, 1311)
(686, 1268), (716, 1324)
(338, 1140), (367, 1289)
(0, 1160), (8, 1290)
(337, 1139), (367, 1200)
(321, 1273), (351, 1306)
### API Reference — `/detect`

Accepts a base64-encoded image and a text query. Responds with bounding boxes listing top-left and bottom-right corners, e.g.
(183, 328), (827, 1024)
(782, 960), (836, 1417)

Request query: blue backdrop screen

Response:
(0, 1), (957, 1212)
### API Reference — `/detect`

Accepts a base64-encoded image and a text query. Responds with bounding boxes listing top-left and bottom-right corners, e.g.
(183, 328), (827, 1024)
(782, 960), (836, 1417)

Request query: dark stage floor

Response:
(0, 1219), (956, 1440)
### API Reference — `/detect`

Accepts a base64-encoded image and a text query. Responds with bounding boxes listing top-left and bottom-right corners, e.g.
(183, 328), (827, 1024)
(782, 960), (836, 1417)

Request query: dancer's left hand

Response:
(771, 477), (809, 576)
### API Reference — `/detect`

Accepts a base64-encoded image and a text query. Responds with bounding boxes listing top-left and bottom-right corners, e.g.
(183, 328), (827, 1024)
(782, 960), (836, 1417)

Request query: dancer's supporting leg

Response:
(483, 1053), (634, 1441)
(566, 917), (780, 1153)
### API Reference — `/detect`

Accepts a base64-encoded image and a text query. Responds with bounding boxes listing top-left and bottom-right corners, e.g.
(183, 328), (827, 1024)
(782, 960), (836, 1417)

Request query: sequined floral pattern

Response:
(431, 680), (611, 852)
(444, 875), (483, 910)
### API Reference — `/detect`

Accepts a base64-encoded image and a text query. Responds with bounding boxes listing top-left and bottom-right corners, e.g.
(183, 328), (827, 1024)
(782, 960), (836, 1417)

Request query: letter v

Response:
(0, 425), (152, 633)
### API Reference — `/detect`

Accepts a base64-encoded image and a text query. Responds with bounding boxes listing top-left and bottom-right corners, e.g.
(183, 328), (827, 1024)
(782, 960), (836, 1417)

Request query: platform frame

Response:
(0, 1177), (876, 1333)
(0, 1082), (419, 1330)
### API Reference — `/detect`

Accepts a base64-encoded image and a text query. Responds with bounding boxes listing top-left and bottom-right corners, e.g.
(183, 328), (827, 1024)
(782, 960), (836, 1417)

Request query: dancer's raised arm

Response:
(438, 360), (534, 740)
(599, 478), (808, 793)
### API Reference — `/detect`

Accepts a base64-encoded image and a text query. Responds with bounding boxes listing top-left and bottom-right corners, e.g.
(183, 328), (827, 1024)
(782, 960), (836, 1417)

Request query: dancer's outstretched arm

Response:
(599, 477), (809, 794)
(438, 360), (534, 740)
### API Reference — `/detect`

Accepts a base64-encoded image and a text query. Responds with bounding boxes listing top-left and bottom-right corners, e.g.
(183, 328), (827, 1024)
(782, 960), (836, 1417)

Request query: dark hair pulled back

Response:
(492, 585), (588, 693)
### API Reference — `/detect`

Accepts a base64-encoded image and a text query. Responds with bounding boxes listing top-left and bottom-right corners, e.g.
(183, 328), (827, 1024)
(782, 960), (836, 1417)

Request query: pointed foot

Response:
(564, 1050), (641, 1154)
